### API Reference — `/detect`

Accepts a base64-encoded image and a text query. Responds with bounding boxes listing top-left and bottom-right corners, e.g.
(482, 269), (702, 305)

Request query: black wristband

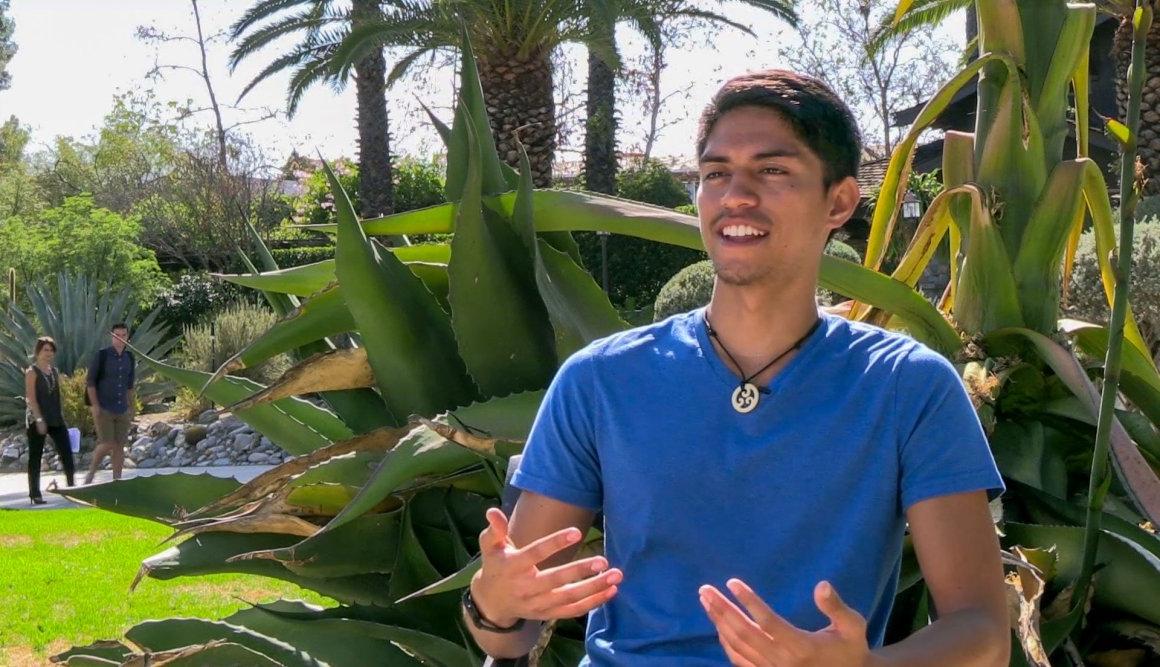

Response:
(462, 586), (525, 633)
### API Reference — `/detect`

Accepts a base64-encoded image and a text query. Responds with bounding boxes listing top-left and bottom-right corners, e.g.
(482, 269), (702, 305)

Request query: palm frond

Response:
(666, 7), (753, 36)
(386, 47), (442, 87)
(228, 0), (318, 40)
(228, 6), (340, 70)
(329, 16), (452, 81)
(867, 0), (971, 56)
(722, 0), (797, 28)
(286, 55), (340, 115)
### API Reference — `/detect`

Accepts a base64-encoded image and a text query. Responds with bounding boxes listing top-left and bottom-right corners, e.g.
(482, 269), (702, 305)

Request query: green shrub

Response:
(824, 238), (861, 264)
(675, 204), (697, 216)
(576, 233), (707, 309)
(394, 157), (447, 212)
(290, 157), (447, 230)
(153, 273), (250, 331)
(60, 369), (95, 437)
(176, 303), (291, 385)
(1066, 216), (1160, 360)
(617, 159), (693, 209)
(653, 260), (716, 322)
(652, 239), (864, 321)
(0, 195), (169, 308)
(174, 385), (212, 422)
(270, 246), (336, 267)
(574, 161), (701, 309)
(817, 238), (862, 306)
(1131, 195), (1160, 222)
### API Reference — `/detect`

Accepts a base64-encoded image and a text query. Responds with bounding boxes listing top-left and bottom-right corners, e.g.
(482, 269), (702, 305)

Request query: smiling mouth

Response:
(718, 224), (769, 241)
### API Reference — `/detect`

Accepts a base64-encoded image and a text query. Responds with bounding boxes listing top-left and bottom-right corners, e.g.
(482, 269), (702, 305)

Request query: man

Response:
(84, 323), (136, 484)
(463, 71), (1009, 666)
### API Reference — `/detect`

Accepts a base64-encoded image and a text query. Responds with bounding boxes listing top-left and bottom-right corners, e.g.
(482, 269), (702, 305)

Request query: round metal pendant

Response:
(731, 383), (760, 414)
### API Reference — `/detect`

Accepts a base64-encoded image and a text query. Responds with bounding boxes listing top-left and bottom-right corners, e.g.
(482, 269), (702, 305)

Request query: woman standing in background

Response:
(25, 336), (75, 504)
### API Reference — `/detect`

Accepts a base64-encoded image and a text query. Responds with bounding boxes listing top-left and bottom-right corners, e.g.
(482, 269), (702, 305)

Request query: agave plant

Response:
(845, 1), (1160, 662)
(0, 274), (177, 424)
(53, 3), (1160, 665)
(52, 36), (696, 665)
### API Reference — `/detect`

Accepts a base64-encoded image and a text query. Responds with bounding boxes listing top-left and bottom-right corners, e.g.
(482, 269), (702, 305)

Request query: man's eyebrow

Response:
(698, 148), (803, 164)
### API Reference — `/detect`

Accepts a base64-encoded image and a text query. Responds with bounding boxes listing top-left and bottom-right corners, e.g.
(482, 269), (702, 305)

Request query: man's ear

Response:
(825, 176), (860, 231)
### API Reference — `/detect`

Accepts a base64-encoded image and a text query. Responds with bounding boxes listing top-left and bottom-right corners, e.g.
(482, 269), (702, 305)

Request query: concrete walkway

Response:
(0, 465), (273, 511)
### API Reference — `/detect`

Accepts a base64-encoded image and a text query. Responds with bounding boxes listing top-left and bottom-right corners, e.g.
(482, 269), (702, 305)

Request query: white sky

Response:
(0, 0), (963, 167)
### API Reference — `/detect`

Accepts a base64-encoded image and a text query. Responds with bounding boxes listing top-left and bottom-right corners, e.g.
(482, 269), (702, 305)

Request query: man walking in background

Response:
(84, 323), (136, 484)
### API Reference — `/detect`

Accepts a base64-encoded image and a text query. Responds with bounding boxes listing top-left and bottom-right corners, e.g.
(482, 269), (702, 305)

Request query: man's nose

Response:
(721, 174), (758, 210)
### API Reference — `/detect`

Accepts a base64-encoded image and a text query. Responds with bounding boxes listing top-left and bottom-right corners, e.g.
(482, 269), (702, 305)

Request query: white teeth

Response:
(721, 225), (767, 238)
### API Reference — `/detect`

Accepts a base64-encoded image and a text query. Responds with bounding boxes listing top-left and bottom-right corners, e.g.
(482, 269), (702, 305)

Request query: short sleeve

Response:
(897, 347), (1004, 511)
(86, 351), (101, 387)
(511, 352), (603, 511)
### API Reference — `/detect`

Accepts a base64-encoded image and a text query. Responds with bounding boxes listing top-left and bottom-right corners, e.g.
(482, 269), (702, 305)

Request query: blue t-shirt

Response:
(511, 308), (1003, 666)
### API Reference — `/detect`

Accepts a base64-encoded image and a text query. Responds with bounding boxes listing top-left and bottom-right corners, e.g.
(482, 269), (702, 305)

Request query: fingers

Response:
(513, 525), (584, 567)
(700, 585), (772, 666)
(531, 568), (623, 617)
(814, 581), (867, 638)
(475, 513), (618, 623)
(537, 555), (610, 588)
(726, 579), (796, 639)
(539, 581), (620, 619)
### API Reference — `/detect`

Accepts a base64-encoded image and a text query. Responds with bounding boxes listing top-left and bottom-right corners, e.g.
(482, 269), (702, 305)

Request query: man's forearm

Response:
(869, 608), (1009, 667)
(87, 386), (99, 407)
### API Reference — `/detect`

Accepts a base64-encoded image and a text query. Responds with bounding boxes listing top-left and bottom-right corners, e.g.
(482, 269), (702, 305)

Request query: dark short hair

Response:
(696, 70), (862, 188)
(111, 323), (128, 332)
(34, 336), (56, 355)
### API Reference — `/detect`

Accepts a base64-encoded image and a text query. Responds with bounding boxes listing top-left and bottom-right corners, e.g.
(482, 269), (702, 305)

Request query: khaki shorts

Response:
(95, 409), (132, 445)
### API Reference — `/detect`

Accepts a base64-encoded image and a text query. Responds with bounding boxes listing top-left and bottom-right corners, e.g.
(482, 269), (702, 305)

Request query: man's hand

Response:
(471, 507), (621, 628)
(700, 579), (871, 667)
(35, 420), (47, 436)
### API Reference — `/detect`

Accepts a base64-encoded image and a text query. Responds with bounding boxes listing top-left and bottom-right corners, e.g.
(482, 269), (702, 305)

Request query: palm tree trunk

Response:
(351, 0), (394, 218)
(478, 47), (557, 187)
(1115, 2), (1160, 196)
(965, 4), (977, 49)
(584, 45), (618, 195)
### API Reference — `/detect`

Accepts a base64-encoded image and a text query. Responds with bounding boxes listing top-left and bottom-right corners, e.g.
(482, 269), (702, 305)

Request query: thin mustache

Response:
(712, 211), (772, 228)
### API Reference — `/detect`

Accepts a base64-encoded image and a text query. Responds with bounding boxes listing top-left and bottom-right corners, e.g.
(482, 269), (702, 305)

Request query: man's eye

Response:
(762, 167), (786, 175)
(702, 171), (725, 180)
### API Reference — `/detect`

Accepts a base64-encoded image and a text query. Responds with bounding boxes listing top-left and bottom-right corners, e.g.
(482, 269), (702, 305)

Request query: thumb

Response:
(483, 507), (511, 550)
(814, 581), (865, 636)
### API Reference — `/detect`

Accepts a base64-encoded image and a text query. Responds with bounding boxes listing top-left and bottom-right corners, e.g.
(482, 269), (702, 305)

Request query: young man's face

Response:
(696, 105), (857, 289)
(112, 328), (129, 346)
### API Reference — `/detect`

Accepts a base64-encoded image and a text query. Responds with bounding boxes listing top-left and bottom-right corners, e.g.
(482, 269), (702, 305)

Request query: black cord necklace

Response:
(705, 313), (821, 414)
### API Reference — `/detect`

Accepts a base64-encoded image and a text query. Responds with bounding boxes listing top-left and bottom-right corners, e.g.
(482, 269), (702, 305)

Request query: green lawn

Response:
(0, 508), (330, 666)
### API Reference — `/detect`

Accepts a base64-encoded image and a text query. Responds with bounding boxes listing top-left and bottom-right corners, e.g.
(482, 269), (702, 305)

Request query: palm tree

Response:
(582, 0), (797, 195)
(1109, 0), (1160, 195)
(331, 0), (630, 186)
(229, 0), (395, 217)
